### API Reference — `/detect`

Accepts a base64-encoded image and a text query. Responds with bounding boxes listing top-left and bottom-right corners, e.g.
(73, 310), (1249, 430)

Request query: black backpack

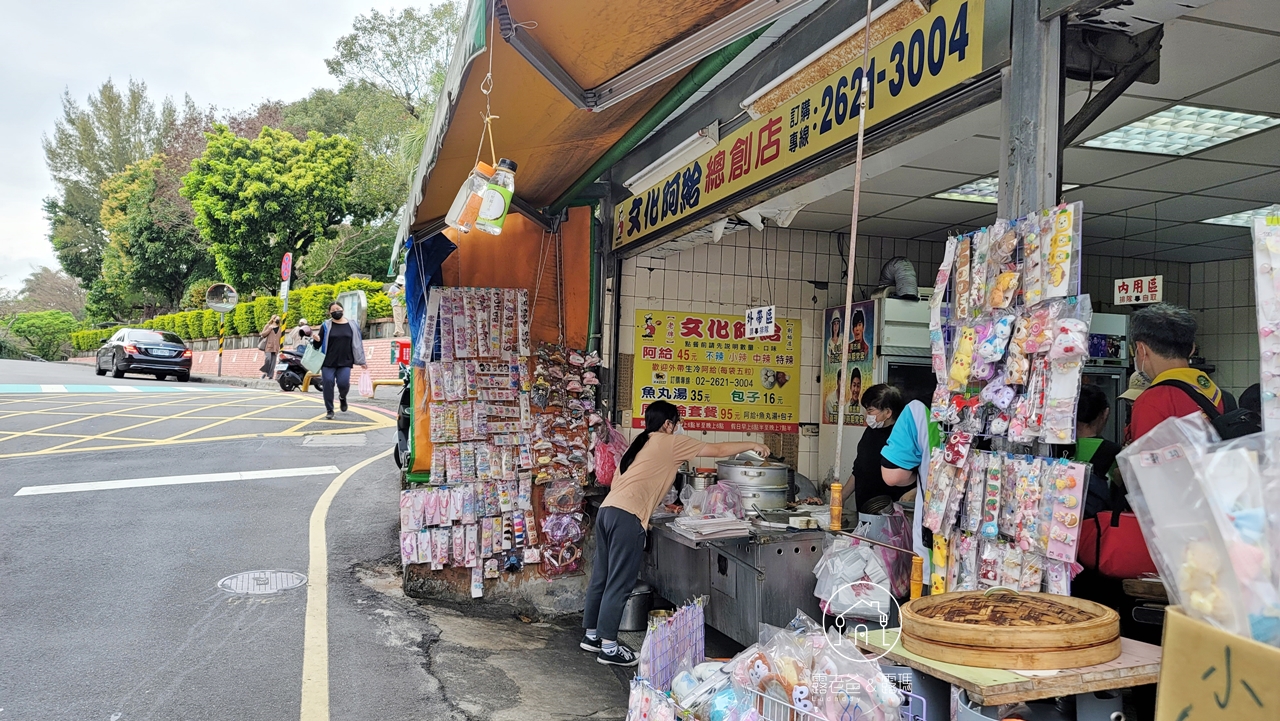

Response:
(1152, 379), (1261, 440)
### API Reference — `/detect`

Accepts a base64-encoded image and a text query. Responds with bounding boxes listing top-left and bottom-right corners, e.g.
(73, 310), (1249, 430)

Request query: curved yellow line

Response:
(300, 448), (393, 720)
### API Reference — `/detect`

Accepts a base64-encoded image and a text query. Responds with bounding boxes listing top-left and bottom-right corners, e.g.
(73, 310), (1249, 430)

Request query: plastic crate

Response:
(744, 687), (927, 721)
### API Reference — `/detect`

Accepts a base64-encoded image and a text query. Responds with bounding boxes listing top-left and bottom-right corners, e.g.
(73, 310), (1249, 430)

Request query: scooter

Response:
(276, 349), (321, 392)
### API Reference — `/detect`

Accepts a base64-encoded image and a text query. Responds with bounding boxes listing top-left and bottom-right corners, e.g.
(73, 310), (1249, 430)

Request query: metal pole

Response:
(831, 0), (875, 494)
(217, 312), (225, 377)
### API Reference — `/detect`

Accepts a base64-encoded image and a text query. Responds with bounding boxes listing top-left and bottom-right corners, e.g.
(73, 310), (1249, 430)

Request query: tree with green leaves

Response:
(43, 79), (175, 288)
(285, 83), (416, 284)
(182, 125), (357, 293)
(7, 311), (80, 360)
(100, 154), (215, 313)
(325, 4), (462, 121)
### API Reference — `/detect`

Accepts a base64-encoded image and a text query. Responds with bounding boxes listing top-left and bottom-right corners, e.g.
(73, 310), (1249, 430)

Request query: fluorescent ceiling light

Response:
(1201, 203), (1280, 227)
(1081, 105), (1280, 156)
(933, 177), (1078, 204)
(624, 123), (719, 192)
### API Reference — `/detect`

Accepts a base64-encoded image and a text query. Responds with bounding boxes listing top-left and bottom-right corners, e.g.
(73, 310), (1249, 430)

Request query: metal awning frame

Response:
(495, 0), (813, 112)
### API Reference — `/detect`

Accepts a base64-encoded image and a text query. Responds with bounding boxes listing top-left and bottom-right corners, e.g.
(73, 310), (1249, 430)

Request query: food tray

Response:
(900, 589), (1120, 669)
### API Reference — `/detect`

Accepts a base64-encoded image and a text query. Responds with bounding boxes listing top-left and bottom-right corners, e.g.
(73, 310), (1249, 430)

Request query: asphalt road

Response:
(0, 359), (456, 721)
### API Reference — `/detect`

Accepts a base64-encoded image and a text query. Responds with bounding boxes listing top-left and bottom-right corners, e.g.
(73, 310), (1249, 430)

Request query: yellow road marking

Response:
(16, 394), (263, 455)
(0, 394), (204, 444)
(300, 448), (392, 721)
(0, 391), (392, 459)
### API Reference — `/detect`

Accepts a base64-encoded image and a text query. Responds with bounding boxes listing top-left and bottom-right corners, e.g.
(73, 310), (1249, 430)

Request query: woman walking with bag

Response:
(310, 302), (368, 419)
(258, 315), (282, 379)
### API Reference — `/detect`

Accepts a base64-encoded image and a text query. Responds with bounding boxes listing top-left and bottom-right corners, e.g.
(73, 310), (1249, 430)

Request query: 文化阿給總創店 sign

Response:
(632, 310), (801, 433)
(613, 0), (985, 249)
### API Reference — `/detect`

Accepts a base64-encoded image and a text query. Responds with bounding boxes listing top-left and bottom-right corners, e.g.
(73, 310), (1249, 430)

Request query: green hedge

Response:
(78, 280), (389, 348)
(253, 296), (283, 332)
(71, 327), (123, 352)
(202, 310), (219, 338)
(367, 291), (392, 320)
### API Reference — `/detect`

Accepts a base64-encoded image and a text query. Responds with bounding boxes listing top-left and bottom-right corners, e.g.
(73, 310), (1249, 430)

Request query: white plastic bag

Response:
(358, 369), (374, 398)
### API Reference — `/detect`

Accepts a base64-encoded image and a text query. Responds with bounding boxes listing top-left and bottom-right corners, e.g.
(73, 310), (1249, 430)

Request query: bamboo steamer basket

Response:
(899, 588), (1121, 669)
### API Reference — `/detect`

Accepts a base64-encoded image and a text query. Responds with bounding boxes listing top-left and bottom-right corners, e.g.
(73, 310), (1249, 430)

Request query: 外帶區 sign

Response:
(614, 0), (985, 249)
(1114, 275), (1162, 305)
(632, 310), (801, 433)
(745, 305), (776, 338)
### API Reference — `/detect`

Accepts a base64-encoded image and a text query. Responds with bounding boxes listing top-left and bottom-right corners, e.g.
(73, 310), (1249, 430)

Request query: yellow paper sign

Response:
(614, 0), (985, 249)
(632, 310), (801, 433)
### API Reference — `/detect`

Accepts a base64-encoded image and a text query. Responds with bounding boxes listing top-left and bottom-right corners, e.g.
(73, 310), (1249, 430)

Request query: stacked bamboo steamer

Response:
(900, 589), (1121, 669)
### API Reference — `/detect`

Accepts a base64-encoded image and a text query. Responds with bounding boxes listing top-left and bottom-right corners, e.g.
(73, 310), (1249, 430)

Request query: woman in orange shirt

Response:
(581, 400), (768, 666)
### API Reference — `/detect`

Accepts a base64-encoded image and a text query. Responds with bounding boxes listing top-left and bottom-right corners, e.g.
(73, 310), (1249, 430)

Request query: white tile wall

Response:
(1191, 258), (1259, 397)
(602, 228), (949, 480)
(601, 229), (1263, 470)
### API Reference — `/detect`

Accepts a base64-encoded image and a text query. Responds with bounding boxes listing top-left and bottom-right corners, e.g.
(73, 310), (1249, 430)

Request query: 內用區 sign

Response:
(613, 0), (985, 249)
(632, 310), (801, 433)
(1114, 275), (1162, 305)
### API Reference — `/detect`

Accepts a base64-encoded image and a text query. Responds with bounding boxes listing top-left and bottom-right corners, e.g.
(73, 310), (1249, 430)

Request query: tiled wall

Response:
(1192, 258), (1259, 397)
(1081, 256), (1191, 312)
(601, 228), (948, 480)
(602, 230), (1263, 477)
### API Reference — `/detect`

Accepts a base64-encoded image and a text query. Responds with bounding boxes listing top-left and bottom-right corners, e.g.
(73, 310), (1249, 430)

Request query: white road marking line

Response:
(39, 384), (67, 393)
(13, 465), (341, 496)
(109, 385), (144, 392)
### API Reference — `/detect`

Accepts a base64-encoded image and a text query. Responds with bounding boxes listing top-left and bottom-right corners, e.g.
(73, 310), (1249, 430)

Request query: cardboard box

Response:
(1156, 606), (1280, 721)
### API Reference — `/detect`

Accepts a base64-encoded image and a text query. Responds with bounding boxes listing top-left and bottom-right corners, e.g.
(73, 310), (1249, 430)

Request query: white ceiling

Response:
(783, 0), (1280, 263)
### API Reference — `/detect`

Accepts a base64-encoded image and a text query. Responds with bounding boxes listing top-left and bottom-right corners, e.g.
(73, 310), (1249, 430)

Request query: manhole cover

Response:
(302, 434), (367, 446)
(217, 570), (308, 595)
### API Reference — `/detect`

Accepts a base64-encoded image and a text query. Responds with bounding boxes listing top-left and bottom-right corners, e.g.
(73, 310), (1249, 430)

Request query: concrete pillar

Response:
(998, 2), (1062, 219)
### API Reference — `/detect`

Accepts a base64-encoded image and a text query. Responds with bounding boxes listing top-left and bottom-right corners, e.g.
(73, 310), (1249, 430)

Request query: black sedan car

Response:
(95, 328), (192, 381)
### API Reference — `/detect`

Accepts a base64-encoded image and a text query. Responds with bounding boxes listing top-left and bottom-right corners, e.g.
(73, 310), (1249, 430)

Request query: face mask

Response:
(866, 413), (885, 429)
(330, 309), (344, 320)
(672, 422), (686, 435)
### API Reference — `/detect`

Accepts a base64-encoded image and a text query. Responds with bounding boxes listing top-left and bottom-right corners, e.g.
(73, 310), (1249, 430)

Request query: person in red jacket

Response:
(1126, 303), (1224, 442)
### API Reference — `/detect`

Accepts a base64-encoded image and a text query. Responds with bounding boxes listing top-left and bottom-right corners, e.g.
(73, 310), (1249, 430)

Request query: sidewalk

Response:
(357, 561), (630, 720)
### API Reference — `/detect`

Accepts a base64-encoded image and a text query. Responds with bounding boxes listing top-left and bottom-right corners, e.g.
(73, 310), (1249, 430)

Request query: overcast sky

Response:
(0, 0), (406, 290)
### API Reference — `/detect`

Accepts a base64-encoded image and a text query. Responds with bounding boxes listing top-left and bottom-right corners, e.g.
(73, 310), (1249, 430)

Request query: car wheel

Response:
(155, 374), (167, 381)
(177, 373), (190, 383)
(95, 359), (107, 376)
(111, 357), (125, 379)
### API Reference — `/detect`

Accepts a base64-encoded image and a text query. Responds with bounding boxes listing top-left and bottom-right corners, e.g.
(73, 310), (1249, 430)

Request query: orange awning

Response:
(404, 0), (761, 235)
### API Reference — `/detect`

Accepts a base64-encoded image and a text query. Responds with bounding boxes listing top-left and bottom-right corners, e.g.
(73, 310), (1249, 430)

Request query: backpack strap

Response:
(1151, 378), (1221, 420)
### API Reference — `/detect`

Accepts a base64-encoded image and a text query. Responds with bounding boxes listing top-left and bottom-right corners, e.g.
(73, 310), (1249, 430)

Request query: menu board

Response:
(631, 310), (801, 433)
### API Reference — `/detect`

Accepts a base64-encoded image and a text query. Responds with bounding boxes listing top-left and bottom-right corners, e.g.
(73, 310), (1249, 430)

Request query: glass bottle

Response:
(474, 158), (517, 235)
(445, 161), (494, 233)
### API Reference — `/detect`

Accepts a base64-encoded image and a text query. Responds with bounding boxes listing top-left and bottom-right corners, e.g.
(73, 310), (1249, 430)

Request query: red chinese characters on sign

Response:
(1114, 275), (1163, 306)
(756, 116), (782, 168)
(704, 151), (725, 194)
(680, 317), (704, 338)
(729, 135), (752, 181)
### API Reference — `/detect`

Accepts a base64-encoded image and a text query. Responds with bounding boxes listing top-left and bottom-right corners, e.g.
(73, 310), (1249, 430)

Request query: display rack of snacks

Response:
(401, 287), (609, 595)
(923, 202), (1094, 596)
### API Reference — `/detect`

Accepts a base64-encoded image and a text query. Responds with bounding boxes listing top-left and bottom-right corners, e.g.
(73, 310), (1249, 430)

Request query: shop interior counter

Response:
(644, 520), (827, 646)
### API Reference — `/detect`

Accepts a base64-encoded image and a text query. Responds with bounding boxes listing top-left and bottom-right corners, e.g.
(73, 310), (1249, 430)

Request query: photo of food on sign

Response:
(822, 301), (876, 425)
(631, 310), (801, 433)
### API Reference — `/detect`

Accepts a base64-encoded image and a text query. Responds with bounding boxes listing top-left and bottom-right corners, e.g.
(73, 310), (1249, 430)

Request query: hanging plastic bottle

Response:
(445, 161), (494, 233)
(474, 158), (517, 235)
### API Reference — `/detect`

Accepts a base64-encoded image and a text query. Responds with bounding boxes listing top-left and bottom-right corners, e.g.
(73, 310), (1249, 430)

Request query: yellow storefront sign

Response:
(632, 310), (801, 433)
(614, 0), (985, 249)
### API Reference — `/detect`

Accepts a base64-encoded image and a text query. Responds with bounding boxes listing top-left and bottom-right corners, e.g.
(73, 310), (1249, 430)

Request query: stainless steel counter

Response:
(643, 521), (827, 646)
